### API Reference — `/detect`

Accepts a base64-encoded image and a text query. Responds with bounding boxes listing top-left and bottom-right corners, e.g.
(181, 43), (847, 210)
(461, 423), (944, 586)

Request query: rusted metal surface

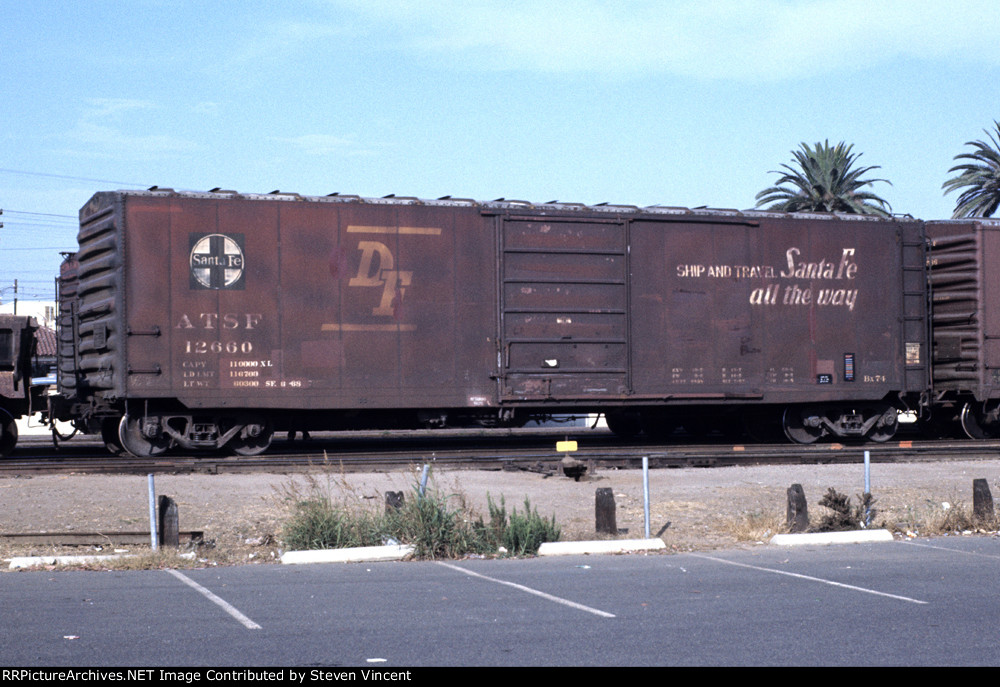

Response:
(501, 216), (628, 399)
(628, 213), (928, 405)
(68, 191), (498, 416)
(58, 190), (928, 436)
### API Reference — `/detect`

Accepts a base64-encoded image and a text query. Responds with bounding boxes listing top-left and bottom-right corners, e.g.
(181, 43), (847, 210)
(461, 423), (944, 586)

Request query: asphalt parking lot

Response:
(4, 536), (1000, 667)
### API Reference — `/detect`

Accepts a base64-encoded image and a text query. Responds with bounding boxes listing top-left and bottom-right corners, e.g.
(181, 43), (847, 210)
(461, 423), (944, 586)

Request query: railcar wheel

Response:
(0, 408), (18, 457)
(229, 420), (273, 456)
(782, 407), (825, 444)
(118, 414), (170, 458)
(605, 411), (642, 439)
(959, 403), (1000, 440)
(867, 407), (898, 443)
(101, 417), (125, 456)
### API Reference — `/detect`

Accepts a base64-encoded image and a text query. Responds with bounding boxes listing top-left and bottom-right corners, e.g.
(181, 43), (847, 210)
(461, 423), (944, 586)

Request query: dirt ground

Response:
(3, 438), (1000, 566)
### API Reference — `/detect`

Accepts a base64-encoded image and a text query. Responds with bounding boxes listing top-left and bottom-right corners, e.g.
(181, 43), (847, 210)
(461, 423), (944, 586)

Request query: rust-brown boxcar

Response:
(54, 190), (928, 455)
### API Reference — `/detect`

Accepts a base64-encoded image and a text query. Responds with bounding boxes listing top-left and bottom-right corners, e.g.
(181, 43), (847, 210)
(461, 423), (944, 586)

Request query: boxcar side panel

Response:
(119, 194), (497, 411)
(629, 215), (922, 403)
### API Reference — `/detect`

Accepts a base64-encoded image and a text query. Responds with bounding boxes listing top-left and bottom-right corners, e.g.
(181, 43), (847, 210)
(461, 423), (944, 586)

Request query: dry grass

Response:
(902, 499), (1000, 536)
(722, 492), (1000, 542)
(724, 510), (787, 543)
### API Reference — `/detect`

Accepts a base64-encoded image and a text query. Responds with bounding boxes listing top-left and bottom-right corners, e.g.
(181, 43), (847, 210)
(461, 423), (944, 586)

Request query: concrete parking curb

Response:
(770, 529), (895, 546)
(279, 538), (668, 564)
(280, 544), (415, 565)
(538, 538), (666, 556)
(8, 554), (133, 569)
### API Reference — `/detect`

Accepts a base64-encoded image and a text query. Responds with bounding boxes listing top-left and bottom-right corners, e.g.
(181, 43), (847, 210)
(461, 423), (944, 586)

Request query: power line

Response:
(3, 209), (76, 219)
(0, 168), (148, 188)
(0, 247), (74, 251)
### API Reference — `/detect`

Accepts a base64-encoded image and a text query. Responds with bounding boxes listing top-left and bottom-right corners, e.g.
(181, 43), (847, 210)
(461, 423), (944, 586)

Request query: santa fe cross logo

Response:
(189, 233), (246, 290)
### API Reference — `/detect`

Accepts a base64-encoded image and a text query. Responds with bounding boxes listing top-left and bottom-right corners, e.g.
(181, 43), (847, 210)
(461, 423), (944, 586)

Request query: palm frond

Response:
(755, 140), (892, 217)
(943, 121), (1000, 218)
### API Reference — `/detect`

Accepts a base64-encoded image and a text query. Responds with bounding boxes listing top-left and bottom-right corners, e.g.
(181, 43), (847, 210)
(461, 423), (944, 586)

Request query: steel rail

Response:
(4, 429), (999, 475)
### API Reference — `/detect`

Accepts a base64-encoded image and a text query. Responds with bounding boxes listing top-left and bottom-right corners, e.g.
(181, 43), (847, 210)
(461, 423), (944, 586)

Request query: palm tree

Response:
(755, 140), (893, 217)
(942, 121), (1000, 218)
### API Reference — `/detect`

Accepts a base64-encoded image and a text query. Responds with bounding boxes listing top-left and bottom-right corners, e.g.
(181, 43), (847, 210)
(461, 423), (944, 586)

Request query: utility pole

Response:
(0, 210), (7, 313)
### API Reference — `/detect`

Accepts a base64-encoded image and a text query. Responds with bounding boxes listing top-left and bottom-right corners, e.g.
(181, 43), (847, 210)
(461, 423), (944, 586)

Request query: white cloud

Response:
(323, 0), (1000, 80)
(192, 101), (222, 116)
(79, 98), (155, 120)
(59, 98), (200, 160)
(273, 133), (377, 157)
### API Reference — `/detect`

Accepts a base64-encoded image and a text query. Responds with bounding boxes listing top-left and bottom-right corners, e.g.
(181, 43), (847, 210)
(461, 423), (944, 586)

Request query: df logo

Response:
(349, 241), (412, 316)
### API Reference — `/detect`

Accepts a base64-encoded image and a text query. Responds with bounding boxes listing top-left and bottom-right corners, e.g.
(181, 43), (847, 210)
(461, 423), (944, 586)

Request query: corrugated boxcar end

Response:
(926, 218), (1000, 439)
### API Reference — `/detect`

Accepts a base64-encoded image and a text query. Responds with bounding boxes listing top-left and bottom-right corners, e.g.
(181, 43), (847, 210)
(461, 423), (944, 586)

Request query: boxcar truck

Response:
(53, 190), (928, 456)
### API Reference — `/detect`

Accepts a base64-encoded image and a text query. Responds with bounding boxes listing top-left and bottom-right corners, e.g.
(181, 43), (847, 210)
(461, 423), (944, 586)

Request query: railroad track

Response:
(5, 427), (1000, 475)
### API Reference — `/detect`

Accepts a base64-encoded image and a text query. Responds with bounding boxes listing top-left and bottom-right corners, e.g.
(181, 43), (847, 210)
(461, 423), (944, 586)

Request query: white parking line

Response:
(690, 553), (928, 605)
(902, 540), (1000, 559)
(166, 569), (262, 629)
(436, 561), (616, 618)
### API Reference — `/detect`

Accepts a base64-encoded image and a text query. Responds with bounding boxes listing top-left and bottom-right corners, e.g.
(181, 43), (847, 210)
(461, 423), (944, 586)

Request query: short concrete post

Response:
(786, 483), (809, 533)
(973, 479), (994, 521)
(158, 495), (179, 547)
(385, 491), (404, 513)
(596, 487), (617, 535)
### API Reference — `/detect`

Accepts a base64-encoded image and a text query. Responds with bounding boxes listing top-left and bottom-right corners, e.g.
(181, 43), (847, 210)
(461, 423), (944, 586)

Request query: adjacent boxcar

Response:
(0, 315), (42, 455)
(53, 190), (928, 455)
(926, 218), (1000, 438)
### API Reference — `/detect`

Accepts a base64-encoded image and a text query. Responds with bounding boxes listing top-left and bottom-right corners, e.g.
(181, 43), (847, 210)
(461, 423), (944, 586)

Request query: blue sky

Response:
(3, 0), (999, 302)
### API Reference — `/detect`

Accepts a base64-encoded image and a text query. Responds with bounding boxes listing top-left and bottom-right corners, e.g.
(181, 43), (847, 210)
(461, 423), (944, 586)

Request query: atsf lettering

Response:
(175, 313), (262, 329)
(176, 313), (261, 357)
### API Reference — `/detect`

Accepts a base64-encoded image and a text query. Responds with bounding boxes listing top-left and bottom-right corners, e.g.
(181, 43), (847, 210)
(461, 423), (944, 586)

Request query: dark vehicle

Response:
(926, 218), (1000, 438)
(49, 189), (928, 456)
(0, 315), (44, 456)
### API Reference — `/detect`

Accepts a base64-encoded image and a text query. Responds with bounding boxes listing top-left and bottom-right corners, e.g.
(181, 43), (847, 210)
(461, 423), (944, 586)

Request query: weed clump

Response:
(814, 488), (877, 532)
(483, 495), (562, 557)
(281, 480), (560, 559)
(385, 487), (483, 559)
(283, 498), (384, 551)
